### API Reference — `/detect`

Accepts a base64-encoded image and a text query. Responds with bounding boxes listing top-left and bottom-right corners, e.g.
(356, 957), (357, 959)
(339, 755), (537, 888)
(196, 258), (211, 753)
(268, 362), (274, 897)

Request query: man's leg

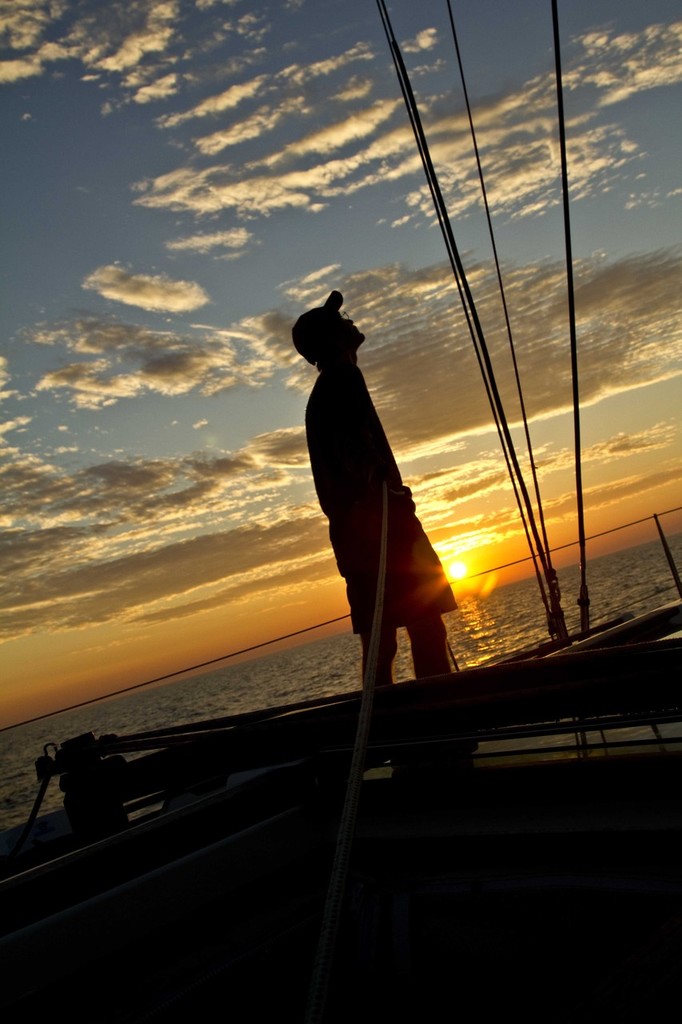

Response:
(406, 613), (452, 678)
(360, 624), (398, 686)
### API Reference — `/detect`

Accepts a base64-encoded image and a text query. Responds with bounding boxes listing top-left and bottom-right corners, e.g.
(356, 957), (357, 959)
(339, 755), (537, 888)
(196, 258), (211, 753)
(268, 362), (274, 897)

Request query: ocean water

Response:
(1, 533), (680, 833)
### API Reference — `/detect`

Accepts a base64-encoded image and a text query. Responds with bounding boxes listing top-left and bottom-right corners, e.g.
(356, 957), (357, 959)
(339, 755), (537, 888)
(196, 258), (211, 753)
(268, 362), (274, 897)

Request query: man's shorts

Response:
(331, 492), (456, 634)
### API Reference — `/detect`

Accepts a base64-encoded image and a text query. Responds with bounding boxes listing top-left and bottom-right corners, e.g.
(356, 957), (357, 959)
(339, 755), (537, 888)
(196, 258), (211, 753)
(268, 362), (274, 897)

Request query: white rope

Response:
(304, 481), (390, 1024)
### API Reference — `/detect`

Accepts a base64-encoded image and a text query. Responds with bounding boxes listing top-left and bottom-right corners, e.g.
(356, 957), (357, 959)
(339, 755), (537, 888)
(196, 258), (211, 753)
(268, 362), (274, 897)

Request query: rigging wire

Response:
(552, 0), (590, 631)
(5, 504), (680, 736)
(372, 2), (551, 627)
(445, 0), (557, 611)
(0, 615), (350, 734)
(376, 0), (568, 641)
(385, 2), (553, 631)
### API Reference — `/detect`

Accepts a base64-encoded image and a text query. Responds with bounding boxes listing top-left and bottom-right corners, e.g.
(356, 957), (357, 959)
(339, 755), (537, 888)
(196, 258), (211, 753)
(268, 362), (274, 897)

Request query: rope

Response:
(6, 770), (53, 859)
(304, 482), (390, 1024)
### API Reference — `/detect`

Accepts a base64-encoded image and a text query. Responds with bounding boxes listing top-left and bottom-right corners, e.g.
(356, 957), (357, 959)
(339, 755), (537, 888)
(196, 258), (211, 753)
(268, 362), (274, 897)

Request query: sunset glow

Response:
(0, 0), (680, 728)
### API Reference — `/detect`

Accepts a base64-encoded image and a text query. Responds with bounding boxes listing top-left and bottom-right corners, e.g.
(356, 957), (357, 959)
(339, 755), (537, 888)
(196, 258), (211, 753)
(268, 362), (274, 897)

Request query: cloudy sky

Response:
(1, 0), (681, 726)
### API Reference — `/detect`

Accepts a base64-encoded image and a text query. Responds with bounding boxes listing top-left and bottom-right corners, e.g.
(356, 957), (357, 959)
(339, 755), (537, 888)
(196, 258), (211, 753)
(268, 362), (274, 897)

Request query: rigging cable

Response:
(383, 0), (552, 630)
(372, 1), (548, 624)
(552, 0), (590, 631)
(445, 0), (561, 631)
(4, 504), (680, 737)
(376, 0), (568, 640)
(373, 1), (548, 625)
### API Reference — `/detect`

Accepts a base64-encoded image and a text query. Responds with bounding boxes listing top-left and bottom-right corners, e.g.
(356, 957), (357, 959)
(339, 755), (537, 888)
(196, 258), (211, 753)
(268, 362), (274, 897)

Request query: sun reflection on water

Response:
(449, 594), (501, 664)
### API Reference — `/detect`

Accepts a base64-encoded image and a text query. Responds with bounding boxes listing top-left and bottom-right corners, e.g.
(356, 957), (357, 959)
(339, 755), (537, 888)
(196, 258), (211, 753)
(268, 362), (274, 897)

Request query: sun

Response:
(448, 560), (468, 581)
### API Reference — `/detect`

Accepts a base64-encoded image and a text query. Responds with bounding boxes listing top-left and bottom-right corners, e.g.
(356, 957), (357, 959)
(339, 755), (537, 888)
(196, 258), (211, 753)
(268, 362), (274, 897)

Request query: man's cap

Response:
(292, 290), (343, 364)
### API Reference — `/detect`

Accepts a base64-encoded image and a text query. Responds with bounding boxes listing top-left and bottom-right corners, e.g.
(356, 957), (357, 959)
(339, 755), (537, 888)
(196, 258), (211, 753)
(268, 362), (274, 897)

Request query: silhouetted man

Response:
(293, 290), (456, 686)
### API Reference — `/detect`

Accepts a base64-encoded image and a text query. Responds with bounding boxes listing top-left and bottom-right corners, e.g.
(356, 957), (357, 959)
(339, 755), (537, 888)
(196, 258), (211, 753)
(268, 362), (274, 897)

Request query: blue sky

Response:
(1, 0), (681, 725)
